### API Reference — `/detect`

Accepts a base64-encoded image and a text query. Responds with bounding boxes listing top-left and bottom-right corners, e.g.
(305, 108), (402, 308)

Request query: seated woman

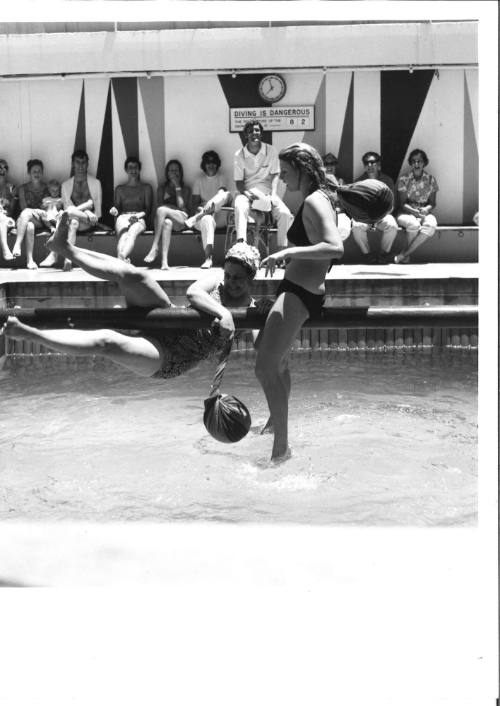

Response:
(144, 159), (192, 270)
(187, 150), (232, 269)
(0, 158), (17, 263)
(394, 148), (439, 264)
(110, 157), (153, 262)
(12, 159), (50, 269)
(2, 211), (269, 379)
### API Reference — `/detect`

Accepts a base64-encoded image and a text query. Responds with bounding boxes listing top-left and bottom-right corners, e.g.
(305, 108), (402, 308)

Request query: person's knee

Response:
(97, 329), (124, 354)
(120, 267), (145, 287)
(162, 218), (173, 231)
(25, 222), (35, 236)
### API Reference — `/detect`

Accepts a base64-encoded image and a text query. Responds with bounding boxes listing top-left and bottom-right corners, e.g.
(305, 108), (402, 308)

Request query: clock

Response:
(258, 74), (287, 103)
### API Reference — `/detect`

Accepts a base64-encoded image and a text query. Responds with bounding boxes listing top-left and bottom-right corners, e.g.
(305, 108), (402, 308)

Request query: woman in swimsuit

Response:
(109, 156), (153, 262)
(256, 142), (394, 462)
(144, 159), (192, 270)
(1, 212), (269, 379)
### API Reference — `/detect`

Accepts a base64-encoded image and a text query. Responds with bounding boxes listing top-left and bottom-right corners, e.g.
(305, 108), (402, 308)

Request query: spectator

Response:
(322, 152), (344, 185)
(233, 120), (292, 248)
(188, 150), (232, 269)
(109, 157), (153, 262)
(144, 159), (191, 270)
(394, 148), (439, 264)
(323, 152), (351, 242)
(12, 159), (49, 269)
(0, 158), (16, 263)
(350, 151), (398, 264)
(40, 149), (102, 271)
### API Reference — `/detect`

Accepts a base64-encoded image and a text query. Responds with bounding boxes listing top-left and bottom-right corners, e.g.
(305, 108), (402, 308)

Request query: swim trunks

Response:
(276, 278), (325, 318)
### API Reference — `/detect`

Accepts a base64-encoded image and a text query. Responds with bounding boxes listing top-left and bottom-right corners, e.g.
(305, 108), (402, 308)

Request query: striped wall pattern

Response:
(0, 69), (478, 224)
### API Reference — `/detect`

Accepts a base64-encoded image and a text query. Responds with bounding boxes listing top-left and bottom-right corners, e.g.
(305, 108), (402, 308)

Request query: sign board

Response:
(230, 106), (315, 133)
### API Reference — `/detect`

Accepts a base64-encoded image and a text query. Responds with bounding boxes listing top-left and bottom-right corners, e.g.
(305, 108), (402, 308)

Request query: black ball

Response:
(203, 393), (251, 443)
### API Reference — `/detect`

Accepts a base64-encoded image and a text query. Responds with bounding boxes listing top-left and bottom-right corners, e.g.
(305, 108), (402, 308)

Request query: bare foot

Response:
(2, 250), (14, 261)
(144, 247), (158, 264)
(12, 246), (21, 258)
(160, 262), (170, 271)
(271, 445), (292, 464)
(39, 253), (58, 267)
(46, 210), (69, 255)
(26, 259), (38, 270)
(260, 417), (273, 435)
(1, 316), (31, 341)
(63, 258), (73, 272)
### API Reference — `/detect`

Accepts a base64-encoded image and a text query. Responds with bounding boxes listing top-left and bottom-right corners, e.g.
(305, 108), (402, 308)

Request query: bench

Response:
(3, 223), (478, 268)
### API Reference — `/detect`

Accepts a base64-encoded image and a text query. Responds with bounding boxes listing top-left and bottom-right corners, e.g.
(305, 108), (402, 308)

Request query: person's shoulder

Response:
(304, 188), (331, 212)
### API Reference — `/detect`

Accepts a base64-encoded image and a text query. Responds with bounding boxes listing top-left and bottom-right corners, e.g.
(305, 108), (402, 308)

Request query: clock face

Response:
(258, 74), (287, 103)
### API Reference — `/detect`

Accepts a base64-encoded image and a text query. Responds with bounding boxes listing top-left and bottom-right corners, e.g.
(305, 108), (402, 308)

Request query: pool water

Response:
(0, 350), (477, 526)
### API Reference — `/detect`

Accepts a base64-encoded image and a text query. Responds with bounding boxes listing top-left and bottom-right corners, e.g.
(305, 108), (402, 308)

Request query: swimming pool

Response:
(0, 348), (477, 526)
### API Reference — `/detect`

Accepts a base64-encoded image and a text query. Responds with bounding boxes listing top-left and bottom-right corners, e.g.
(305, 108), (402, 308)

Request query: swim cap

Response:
(203, 393), (252, 443)
(335, 179), (394, 223)
(224, 242), (261, 277)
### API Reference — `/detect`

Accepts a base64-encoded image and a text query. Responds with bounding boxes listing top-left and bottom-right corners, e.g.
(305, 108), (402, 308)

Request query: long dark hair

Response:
(278, 142), (337, 208)
(165, 159), (184, 187)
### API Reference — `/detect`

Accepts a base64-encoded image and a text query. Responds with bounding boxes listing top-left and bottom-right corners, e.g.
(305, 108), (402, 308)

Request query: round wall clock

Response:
(258, 74), (287, 103)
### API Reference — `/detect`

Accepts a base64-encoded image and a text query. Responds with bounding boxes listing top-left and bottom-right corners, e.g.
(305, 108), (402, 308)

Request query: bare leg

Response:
(47, 212), (172, 308)
(63, 217), (79, 271)
(0, 218), (13, 261)
(160, 219), (172, 270)
(119, 221), (145, 261)
(260, 365), (290, 434)
(12, 210), (33, 257)
(144, 206), (167, 263)
(255, 292), (308, 461)
(25, 222), (38, 269)
(2, 316), (162, 377)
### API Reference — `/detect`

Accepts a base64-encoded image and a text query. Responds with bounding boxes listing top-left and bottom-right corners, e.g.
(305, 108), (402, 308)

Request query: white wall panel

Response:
(400, 71), (463, 223)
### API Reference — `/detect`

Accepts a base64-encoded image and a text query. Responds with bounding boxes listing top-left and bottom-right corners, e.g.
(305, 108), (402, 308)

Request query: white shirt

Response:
(192, 173), (227, 204)
(233, 142), (280, 194)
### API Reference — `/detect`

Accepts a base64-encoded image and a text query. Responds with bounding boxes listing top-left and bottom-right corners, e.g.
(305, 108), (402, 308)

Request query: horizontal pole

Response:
(0, 305), (478, 330)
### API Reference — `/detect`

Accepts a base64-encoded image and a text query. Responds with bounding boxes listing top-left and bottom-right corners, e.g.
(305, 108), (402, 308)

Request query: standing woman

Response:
(110, 157), (153, 262)
(144, 159), (191, 270)
(394, 148), (439, 264)
(0, 158), (17, 263)
(12, 158), (50, 269)
(256, 143), (394, 462)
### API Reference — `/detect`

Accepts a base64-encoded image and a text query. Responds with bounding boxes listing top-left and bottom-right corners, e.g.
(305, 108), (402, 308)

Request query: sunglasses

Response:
(364, 159), (379, 165)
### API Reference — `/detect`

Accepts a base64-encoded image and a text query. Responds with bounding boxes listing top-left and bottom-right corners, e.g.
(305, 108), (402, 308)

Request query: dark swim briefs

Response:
(276, 278), (325, 318)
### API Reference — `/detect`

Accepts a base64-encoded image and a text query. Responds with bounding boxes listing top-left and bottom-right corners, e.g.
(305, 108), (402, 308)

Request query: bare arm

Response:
(186, 274), (235, 338)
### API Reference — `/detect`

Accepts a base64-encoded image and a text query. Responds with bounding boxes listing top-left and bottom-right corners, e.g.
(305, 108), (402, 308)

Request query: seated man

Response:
(350, 151), (398, 264)
(233, 120), (292, 248)
(40, 149), (102, 271)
